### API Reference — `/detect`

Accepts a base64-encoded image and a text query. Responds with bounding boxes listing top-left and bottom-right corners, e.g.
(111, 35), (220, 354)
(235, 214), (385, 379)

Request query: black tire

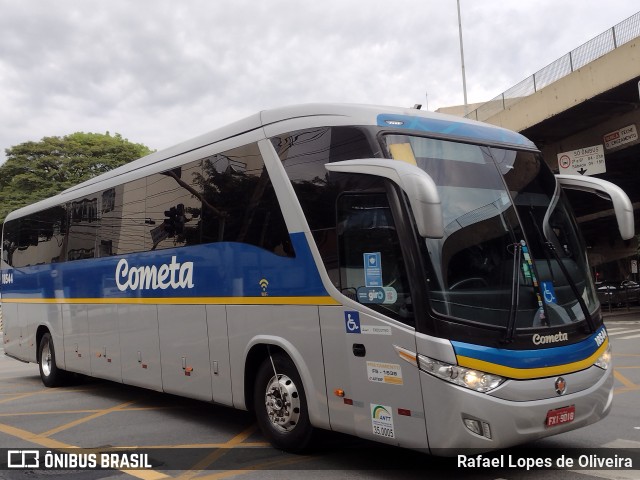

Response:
(253, 353), (314, 452)
(38, 333), (65, 387)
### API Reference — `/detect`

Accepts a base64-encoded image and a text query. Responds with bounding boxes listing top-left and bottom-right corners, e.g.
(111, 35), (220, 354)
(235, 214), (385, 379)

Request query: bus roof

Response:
(4, 103), (537, 222)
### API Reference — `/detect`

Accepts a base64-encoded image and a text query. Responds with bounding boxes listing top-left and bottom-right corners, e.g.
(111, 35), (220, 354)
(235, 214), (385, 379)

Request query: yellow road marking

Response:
(175, 425), (258, 480)
(0, 389), (52, 404)
(37, 400), (136, 438)
(614, 386), (640, 395)
(195, 454), (312, 480)
(0, 421), (169, 480)
(112, 442), (270, 449)
(0, 405), (179, 418)
(613, 370), (638, 389)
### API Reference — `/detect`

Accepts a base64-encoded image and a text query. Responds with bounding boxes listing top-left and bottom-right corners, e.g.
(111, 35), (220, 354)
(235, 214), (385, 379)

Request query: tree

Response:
(0, 132), (153, 223)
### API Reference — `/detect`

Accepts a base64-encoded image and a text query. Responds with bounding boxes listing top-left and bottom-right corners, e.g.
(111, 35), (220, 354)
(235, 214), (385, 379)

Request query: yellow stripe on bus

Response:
(0, 296), (341, 306)
(456, 338), (609, 380)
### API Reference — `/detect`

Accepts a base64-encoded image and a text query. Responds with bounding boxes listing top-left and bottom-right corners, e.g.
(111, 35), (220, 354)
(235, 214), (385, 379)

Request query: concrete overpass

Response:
(446, 12), (640, 281)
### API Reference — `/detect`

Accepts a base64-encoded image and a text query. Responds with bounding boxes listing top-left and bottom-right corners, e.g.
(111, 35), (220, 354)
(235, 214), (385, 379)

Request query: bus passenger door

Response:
(322, 191), (428, 449)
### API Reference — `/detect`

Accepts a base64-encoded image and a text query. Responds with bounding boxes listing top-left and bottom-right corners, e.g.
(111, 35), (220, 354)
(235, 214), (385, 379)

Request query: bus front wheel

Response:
(253, 353), (314, 452)
(38, 333), (65, 387)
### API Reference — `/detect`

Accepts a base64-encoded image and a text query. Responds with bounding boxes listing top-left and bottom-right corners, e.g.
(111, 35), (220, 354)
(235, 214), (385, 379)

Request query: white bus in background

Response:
(0, 104), (633, 453)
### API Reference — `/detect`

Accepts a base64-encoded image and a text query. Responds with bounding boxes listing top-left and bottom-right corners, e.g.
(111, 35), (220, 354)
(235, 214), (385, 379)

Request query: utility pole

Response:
(457, 0), (469, 116)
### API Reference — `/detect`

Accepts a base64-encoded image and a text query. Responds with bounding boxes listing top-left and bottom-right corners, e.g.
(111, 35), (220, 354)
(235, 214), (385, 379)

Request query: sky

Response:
(1, 1), (639, 163)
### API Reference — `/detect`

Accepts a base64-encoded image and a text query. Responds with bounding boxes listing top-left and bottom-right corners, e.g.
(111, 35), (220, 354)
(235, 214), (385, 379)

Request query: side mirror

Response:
(325, 159), (444, 238)
(556, 174), (635, 240)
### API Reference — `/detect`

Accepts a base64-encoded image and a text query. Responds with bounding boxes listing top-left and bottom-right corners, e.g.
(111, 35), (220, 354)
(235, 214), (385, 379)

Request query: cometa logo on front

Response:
(115, 256), (194, 292)
(532, 332), (568, 345)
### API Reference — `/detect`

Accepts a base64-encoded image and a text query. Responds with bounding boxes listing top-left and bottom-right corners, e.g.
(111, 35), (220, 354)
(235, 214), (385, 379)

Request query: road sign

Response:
(603, 124), (638, 151)
(557, 144), (605, 176)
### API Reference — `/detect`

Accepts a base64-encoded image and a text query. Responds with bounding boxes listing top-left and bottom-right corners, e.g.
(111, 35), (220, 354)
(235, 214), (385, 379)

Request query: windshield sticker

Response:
(357, 286), (397, 305)
(367, 362), (403, 385)
(540, 281), (557, 304)
(521, 241), (546, 320)
(358, 286), (385, 304)
(371, 404), (395, 438)
(364, 252), (383, 287)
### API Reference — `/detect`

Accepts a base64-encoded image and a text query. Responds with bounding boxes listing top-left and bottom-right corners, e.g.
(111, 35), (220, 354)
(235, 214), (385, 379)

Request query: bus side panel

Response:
(227, 305), (331, 430)
(88, 304), (122, 383)
(158, 304), (213, 402)
(207, 305), (233, 407)
(15, 304), (39, 362)
(118, 304), (162, 392)
(320, 307), (429, 450)
(62, 304), (91, 374)
(318, 306), (355, 436)
(2, 303), (21, 359)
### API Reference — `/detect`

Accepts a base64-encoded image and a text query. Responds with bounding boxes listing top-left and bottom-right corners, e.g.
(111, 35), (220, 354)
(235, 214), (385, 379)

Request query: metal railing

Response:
(466, 11), (640, 122)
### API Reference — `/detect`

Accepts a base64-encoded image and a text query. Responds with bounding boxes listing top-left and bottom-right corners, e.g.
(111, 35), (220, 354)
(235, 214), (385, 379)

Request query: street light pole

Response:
(457, 0), (469, 116)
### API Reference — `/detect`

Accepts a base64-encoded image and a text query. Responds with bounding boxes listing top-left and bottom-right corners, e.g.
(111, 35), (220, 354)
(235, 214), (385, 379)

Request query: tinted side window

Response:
(99, 179), (147, 256)
(2, 220), (19, 266)
(67, 197), (98, 261)
(198, 143), (293, 257)
(7, 207), (67, 267)
(272, 127), (376, 285)
(145, 161), (202, 251)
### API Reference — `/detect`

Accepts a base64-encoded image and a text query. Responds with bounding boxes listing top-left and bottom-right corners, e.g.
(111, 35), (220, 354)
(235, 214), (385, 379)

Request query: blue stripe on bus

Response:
(451, 326), (605, 370)
(377, 114), (536, 148)
(1, 232), (328, 300)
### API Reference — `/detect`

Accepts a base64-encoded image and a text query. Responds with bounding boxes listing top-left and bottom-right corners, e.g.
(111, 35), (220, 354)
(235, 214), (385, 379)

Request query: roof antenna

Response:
(412, 104), (422, 110)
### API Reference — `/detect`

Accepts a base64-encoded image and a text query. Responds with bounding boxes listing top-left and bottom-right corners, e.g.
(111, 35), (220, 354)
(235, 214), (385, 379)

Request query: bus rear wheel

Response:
(253, 353), (314, 452)
(39, 333), (65, 387)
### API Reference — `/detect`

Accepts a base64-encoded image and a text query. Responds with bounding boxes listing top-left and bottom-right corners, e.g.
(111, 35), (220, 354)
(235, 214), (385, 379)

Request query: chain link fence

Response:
(466, 11), (640, 122)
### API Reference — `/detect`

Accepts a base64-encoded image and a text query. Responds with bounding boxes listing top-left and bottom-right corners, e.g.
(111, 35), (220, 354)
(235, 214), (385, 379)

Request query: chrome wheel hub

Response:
(41, 342), (52, 377)
(264, 374), (300, 433)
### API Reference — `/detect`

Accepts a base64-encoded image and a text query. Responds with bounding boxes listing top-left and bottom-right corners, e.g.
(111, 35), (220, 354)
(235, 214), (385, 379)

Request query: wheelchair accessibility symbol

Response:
(540, 281), (557, 304)
(345, 311), (361, 334)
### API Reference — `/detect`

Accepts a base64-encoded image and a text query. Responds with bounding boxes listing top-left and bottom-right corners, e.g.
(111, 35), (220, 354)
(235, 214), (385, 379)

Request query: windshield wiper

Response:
(503, 239), (551, 343)
(543, 241), (596, 333)
(503, 243), (521, 343)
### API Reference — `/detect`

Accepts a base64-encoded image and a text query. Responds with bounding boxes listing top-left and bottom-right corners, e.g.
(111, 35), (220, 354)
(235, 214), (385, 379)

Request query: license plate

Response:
(545, 405), (575, 427)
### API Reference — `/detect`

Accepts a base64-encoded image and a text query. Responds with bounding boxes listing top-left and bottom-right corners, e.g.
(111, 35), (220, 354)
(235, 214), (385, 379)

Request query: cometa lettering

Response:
(532, 332), (568, 345)
(116, 256), (194, 291)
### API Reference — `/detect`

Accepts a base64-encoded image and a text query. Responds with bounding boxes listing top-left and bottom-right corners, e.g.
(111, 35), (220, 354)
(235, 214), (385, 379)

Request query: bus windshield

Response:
(384, 134), (598, 331)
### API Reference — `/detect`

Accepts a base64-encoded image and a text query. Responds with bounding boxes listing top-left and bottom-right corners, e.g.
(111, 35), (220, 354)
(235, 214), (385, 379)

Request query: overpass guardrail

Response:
(466, 11), (640, 122)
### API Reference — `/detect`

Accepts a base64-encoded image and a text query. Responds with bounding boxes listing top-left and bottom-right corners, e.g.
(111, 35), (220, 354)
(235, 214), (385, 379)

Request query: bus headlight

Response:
(594, 344), (612, 370)
(417, 354), (505, 393)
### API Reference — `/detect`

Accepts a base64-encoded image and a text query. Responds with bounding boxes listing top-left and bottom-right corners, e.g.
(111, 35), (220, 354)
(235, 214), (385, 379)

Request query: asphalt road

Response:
(0, 314), (638, 480)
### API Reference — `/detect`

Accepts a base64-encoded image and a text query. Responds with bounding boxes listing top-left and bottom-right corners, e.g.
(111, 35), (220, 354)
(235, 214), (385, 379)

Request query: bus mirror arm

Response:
(556, 174), (635, 240)
(325, 159), (444, 238)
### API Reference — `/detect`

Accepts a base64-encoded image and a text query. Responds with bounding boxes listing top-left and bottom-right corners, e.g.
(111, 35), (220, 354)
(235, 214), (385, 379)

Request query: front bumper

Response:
(422, 365), (613, 454)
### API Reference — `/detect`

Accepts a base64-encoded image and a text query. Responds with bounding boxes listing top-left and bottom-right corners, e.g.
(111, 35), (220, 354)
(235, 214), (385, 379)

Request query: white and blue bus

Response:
(0, 104), (634, 453)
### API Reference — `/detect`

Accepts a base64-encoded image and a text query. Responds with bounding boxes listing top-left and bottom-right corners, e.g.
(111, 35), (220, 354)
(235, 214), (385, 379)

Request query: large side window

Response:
(272, 127), (377, 286)
(198, 143), (292, 256)
(67, 197), (98, 261)
(145, 161), (203, 251)
(7, 207), (67, 267)
(2, 220), (19, 267)
(337, 190), (415, 325)
(99, 179), (147, 256)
